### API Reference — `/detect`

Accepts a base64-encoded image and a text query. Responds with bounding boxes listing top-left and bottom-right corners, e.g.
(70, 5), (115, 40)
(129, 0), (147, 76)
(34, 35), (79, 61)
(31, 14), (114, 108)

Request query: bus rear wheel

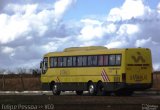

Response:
(52, 83), (61, 95)
(88, 82), (97, 95)
(76, 90), (83, 95)
(96, 82), (105, 96)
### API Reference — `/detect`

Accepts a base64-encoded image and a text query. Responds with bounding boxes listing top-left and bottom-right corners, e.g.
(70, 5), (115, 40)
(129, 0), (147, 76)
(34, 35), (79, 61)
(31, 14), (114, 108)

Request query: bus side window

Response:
(88, 56), (98, 66)
(63, 57), (67, 67)
(58, 57), (63, 67)
(109, 55), (116, 66)
(104, 55), (109, 66)
(73, 57), (77, 67)
(53, 57), (58, 67)
(98, 55), (103, 66)
(92, 56), (97, 66)
(82, 56), (87, 66)
(77, 56), (82, 66)
(50, 57), (54, 68)
(67, 57), (72, 67)
(116, 55), (121, 65)
(88, 56), (92, 66)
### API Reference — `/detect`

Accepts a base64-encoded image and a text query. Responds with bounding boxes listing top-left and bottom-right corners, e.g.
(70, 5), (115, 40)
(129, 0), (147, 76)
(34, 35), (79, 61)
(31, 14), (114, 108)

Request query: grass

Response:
(0, 74), (41, 91)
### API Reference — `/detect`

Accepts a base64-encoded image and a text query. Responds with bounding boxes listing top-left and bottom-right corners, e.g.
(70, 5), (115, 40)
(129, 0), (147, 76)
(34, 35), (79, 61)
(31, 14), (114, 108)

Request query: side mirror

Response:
(40, 61), (43, 68)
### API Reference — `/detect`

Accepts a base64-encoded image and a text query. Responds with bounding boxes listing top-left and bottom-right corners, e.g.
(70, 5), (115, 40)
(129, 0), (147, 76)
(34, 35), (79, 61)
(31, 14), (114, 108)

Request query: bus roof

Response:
(64, 46), (107, 52)
(43, 47), (150, 57)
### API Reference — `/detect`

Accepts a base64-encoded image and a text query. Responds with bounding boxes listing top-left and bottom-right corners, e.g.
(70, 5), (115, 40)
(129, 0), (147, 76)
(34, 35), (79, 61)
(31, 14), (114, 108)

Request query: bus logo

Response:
(131, 52), (145, 63)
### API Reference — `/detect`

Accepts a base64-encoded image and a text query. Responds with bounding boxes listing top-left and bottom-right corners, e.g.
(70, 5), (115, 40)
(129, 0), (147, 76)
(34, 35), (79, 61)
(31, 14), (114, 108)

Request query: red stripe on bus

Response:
(101, 69), (110, 82)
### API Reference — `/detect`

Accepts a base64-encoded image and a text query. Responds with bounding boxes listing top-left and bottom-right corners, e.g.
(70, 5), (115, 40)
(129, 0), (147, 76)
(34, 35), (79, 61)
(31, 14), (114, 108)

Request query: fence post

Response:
(39, 75), (42, 90)
(20, 74), (25, 91)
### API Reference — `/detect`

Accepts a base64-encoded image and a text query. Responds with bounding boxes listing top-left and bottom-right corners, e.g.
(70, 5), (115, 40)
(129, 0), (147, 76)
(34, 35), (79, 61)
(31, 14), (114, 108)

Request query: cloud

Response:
(105, 41), (128, 49)
(0, 0), (160, 71)
(1, 46), (15, 55)
(135, 37), (152, 47)
(104, 0), (160, 70)
(157, 3), (160, 13)
(107, 0), (150, 22)
(77, 19), (103, 41)
(0, 13), (31, 44)
(116, 24), (139, 37)
(0, 0), (76, 69)
(105, 23), (117, 34)
(76, 0), (160, 70)
(77, 18), (116, 41)
(54, 0), (76, 22)
(153, 63), (160, 71)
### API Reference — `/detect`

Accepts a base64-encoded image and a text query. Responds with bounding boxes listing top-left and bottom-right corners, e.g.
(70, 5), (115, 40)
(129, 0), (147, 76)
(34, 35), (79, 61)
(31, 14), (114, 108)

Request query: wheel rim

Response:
(89, 85), (94, 94)
(53, 84), (57, 94)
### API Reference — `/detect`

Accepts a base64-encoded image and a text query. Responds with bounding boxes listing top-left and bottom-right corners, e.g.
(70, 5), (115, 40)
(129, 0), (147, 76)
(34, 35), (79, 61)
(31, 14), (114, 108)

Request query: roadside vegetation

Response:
(0, 69), (159, 91)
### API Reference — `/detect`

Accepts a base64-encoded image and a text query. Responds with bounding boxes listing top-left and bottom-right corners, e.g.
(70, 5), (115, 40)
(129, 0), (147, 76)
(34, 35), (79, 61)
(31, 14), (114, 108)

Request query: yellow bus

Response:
(40, 46), (152, 96)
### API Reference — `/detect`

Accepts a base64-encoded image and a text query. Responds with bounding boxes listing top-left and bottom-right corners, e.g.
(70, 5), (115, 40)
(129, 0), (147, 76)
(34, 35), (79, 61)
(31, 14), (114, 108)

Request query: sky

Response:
(0, 0), (160, 71)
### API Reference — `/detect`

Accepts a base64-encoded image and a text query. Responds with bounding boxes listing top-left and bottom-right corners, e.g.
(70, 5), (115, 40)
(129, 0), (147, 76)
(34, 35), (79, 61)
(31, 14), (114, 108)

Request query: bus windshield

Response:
(40, 57), (48, 74)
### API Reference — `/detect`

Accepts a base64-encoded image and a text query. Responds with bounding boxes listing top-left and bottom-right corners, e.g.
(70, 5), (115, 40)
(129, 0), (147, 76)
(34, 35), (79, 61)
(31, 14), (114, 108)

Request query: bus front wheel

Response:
(88, 82), (97, 95)
(52, 83), (61, 95)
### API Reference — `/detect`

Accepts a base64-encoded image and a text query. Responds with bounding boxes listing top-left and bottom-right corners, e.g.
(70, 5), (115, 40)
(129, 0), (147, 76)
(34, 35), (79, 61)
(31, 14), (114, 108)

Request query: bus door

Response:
(40, 57), (48, 74)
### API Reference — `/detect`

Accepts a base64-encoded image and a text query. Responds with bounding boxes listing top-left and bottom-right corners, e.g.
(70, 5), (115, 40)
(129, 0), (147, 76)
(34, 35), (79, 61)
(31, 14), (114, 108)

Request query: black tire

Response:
(76, 90), (83, 95)
(88, 82), (97, 96)
(52, 83), (61, 95)
(96, 82), (105, 96)
(96, 81), (112, 96)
